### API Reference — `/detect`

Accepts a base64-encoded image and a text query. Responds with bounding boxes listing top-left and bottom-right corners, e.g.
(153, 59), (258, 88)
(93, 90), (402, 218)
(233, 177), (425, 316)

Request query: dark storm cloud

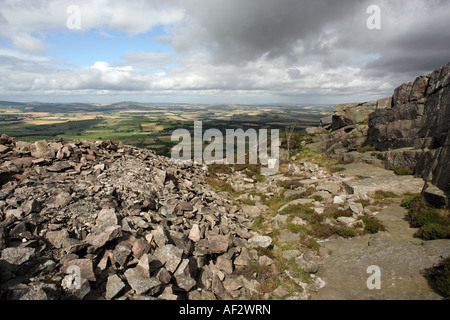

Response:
(175, 0), (450, 78)
(175, 0), (369, 65)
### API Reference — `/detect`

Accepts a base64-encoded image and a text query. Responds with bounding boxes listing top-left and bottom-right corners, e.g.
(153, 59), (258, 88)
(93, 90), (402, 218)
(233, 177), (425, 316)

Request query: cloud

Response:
(0, 0), (184, 52)
(173, 0), (450, 74)
(0, 0), (449, 103)
(11, 33), (46, 54)
(120, 52), (175, 68)
(172, 0), (369, 64)
(99, 31), (115, 39)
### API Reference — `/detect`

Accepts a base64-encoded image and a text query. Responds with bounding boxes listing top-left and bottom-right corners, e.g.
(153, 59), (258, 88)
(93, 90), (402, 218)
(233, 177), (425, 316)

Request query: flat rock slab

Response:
(311, 205), (450, 300)
(343, 176), (424, 197)
(334, 162), (425, 197)
(278, 231), (300, 242)
(278, 199), (314, 213)
(333, 163), (395, 178)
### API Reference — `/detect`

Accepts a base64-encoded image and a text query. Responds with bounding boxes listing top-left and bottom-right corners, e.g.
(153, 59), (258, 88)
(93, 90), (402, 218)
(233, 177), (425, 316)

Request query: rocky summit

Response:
(0, 136), (261, 300)
(313, 62), (450, 208)
(0, 62), (449, 301)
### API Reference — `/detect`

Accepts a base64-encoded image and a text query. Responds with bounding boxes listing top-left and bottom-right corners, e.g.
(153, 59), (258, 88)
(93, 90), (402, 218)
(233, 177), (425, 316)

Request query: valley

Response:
(0, 101), (333, 157)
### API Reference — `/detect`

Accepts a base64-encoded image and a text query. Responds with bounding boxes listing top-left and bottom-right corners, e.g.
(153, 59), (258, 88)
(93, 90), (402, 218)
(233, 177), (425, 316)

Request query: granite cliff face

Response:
(314, 62), (450, 207)
(367, 62), (450, 199)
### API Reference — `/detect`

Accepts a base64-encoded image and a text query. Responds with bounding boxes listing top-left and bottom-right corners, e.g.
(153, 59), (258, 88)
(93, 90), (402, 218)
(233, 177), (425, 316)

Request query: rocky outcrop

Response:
(310, 62), (450, 207)
(0, 135), (262, 300)
(366, 62), (450, 201)
(331, 101), (376, 131)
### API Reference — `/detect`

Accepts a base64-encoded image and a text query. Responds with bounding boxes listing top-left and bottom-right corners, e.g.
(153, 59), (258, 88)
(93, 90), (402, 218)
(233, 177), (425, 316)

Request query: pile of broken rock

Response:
(0, 134), (263, 300)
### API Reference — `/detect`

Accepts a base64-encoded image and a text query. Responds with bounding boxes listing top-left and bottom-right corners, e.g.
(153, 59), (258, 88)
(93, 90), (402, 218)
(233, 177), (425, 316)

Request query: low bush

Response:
(357, 145), (376, 153)
(331, 167), (346, 173)
(330, 209), (353, 220)
(393, 166), (414, 176)
(359, 215), (386, 234)
(331, 226), (357, 238)
(411, 209), (448, 228)
(434, 258), (450, 298)
(374, 190), (399, 199)
(310, 224), (356, 239)
(280, 204), (315, 216)
(208, 163), (233, 177)
(278, 179), (302, 189)
(401, 194), (450, 240)
(415, 223), (450, 240)
(205, 177), (234, 193)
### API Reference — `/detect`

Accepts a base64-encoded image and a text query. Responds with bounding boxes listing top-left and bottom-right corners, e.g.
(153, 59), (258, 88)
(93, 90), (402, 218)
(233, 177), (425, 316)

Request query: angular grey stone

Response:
(211, 274), (233, 300)
(85, 225), (122, 250)
(234, 247), (251, 267)
(19, 283), (61, 300)
(336, 216), (357, 228)
(63, 258), (96, 282)
(272, 214), (288, 224)
(112, 243), (132, 267)
(248, 235), (272, 248)
(35, 140), (49, 151)
(272, 285), (289, 298)
(62, 237), (86, 254)
(155, 267), (172, 285)
(1, 247), (35, 265)
(208, 234), (231, 254)
(215, 255), (233, 274)
(188, 224), (201, 242)
(241, 205), (262, 218)
(51, 192), (72, 208)
(47, 161), (72, 172)
(132, 239), (151, 259)
(283, 189), (306, 199)
(105, 274), (126, 300)
(124, 268), (161, 295)
(295, 254), (318, 274)
(187, 290), (217, 300)
(95, 208), (119, 228)
(152, 244), (183, 273)
(22, 199), (42, 214)
(150, 225), (170, 247)
(349, 202), (364, 215)
(175, 274), (196, 292)
(62, 275), (90, 300)
(169, 230), (193, 255)
(5, 209), (24, 220)
(136, 253), (151, 278)
(178, 201), (193, 212)
(45, 229), (69, 248)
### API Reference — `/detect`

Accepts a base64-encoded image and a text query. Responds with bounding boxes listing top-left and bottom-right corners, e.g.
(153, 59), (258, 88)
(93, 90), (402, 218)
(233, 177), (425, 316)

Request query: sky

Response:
(0, 0), (449, 105)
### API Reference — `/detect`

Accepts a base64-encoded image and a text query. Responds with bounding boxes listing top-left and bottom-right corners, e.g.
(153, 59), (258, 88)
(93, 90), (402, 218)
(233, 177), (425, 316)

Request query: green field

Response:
(0, 101), (332, 156)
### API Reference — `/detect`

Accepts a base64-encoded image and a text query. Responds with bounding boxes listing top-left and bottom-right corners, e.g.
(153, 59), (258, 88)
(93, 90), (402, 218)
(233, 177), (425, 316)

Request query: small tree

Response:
(285, 122), (298, 158)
